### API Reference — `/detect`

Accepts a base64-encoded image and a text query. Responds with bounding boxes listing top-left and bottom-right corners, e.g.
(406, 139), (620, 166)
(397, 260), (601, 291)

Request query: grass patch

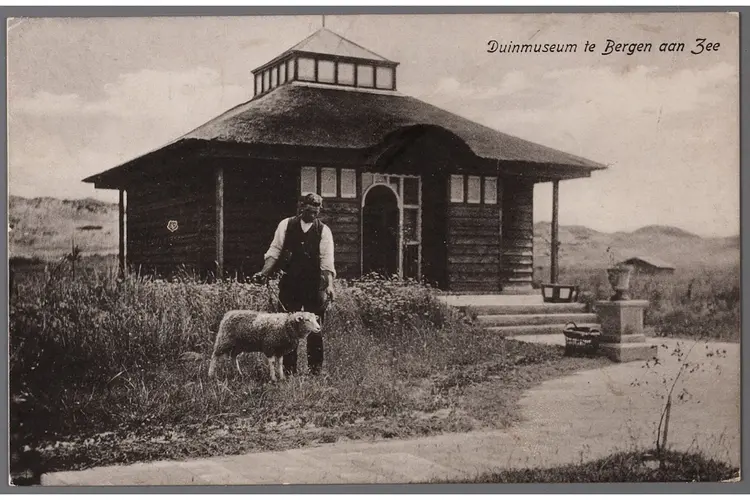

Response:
(443, 449), (739, 483)
(10, 264), (610, 482)
(535, 264), (740, 341)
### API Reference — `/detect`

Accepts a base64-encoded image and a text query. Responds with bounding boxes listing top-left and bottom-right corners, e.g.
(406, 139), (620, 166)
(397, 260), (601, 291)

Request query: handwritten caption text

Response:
(486, 38), (719, 56)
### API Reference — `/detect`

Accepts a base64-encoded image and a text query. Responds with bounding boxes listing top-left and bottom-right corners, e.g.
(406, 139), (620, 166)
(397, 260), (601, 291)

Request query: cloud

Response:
(404, 61), (738, 237)
(11, 91), (85, 117)
(522, 64), (738, 237)
(13, 67), (248, 125)
(9, 67), (250, 201)
(408, 70), (530, 103)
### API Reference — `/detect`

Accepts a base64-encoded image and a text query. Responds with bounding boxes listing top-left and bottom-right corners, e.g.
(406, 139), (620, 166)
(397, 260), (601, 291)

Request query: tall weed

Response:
(536, 264), (740, 340)
(9, 265), (500, 444)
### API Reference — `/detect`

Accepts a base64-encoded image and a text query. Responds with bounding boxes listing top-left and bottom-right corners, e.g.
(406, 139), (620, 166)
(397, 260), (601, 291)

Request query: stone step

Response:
(438, 294), (544, 308)
(483, 323), (601, 336)
(464, 302), (588, 315)
(477, 313), (598, 327)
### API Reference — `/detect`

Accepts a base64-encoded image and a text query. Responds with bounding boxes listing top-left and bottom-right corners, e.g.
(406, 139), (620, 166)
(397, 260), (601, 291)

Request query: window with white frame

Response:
(450, 175), (464, 202)
(450, 175), (499, 204)
(467, 176), (481, 204)
(403, 177), (419, 205)
(318, 60), (335, 83)
(298, 57), (315, 81)
(338, 62), (355, 85)
(484, 177), (498, 204)
(376, 66), (394, 89)
(301, 167), (317, 195)
(341, 169), (356, 198)
(357, 64), (374, 87)
(321, 168), (337, 197)
(254, 55), (398, 96)
(301, 167), (360, 199)
(361, 172), (374, 194)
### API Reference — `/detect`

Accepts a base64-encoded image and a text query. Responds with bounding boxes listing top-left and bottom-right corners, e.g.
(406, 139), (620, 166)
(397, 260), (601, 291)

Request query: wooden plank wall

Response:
(420, 173), (448, 289)
(126, 171), (215, 277)
(446, 204), (501, 292)
(223, 165), (297, 279)
(319, 200), (360, 279)
(501, 178), (534, 292)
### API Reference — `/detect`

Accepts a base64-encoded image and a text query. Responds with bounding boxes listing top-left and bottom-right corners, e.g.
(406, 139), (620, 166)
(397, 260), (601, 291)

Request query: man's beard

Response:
(300, 212), (317, 222)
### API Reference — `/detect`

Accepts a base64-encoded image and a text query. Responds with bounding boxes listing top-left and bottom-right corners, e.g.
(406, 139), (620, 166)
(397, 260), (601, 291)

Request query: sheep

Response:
(207, 310), (321, 382)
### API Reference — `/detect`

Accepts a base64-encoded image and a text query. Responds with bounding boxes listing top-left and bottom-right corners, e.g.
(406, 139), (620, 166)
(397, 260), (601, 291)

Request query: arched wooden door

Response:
(362, 184), (399, 277)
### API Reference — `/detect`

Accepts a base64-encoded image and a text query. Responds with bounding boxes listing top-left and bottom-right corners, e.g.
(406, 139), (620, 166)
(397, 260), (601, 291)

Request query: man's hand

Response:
(251, 272), (268, 285)
(324, 284), (336, 303)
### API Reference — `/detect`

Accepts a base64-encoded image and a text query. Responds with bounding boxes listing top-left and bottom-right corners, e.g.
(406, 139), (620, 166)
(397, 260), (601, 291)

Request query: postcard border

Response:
(1, 4), (746, 495)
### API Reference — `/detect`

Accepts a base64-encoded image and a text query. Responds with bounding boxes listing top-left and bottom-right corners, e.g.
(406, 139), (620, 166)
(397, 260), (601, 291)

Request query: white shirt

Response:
(264, 217), (336, 278)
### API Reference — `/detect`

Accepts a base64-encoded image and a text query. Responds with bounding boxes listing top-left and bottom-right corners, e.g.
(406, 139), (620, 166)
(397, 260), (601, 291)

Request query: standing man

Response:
(252, 193), (335, 376)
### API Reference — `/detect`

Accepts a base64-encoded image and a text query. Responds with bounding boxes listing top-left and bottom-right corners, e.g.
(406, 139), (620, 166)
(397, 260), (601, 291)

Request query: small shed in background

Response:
(619, 256), (676, 275)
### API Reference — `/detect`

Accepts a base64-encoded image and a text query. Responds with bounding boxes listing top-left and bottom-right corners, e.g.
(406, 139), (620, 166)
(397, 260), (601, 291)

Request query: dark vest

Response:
(279, 216), (324, 284)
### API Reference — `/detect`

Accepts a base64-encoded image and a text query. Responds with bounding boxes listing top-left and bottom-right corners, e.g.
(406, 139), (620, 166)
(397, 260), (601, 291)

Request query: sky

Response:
(7, 12), (740, 237)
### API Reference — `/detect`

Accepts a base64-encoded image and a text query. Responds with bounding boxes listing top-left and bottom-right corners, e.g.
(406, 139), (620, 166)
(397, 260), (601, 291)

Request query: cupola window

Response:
(298, 57), (316, 81)
(376, 66), (394, 89)
(318, 60), (336, 83)
(357, 65), (374, 88)
(338, 62), (355, 85)
(251, 28), (399, 98)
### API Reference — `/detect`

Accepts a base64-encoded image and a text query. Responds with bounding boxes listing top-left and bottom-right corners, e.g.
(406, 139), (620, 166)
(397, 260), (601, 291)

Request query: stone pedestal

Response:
(595, 300), (658, 363)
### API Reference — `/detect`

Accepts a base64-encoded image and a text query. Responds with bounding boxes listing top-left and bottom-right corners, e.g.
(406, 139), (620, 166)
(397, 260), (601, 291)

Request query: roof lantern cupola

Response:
(251, 27), (399, 98)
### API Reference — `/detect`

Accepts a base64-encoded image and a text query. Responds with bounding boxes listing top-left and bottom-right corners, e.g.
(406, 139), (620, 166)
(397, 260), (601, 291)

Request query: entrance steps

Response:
(437, 294), (600, 336)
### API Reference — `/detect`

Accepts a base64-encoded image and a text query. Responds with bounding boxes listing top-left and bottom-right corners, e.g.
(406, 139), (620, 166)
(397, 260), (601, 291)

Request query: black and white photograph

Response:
(7, 11), (741, 487)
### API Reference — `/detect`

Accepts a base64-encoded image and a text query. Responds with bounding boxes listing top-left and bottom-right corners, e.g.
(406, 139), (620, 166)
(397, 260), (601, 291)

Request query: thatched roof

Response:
(184, 83), (605, 168)
(84, 82), (606, 187)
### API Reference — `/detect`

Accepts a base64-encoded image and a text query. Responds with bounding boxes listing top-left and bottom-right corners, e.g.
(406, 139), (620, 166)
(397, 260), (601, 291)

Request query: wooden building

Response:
(619, 256), (676, 276)
(84, 28), (606, 293)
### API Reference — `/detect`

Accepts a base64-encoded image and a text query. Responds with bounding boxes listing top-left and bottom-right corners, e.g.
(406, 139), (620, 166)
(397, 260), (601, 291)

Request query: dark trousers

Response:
(279, 277), (325, 375)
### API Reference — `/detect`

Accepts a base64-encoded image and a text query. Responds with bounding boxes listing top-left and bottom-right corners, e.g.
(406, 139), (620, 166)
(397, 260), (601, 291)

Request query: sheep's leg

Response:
(232, 353), (243, 377)
(278, 355), (285, 381)
(268, 356), (277, 382)
(208, 355), (220, 378)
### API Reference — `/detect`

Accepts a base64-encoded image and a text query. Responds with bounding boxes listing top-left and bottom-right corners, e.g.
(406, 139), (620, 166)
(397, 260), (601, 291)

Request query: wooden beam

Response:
(497, 173), (504, 291)
(215, 167), (224, 280)
(118, 189), (125, 278)
(551, 180), (559, 284)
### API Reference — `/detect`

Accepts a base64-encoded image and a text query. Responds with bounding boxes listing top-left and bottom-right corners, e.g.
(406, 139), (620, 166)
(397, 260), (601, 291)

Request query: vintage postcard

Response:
(7, 12), (740, 488)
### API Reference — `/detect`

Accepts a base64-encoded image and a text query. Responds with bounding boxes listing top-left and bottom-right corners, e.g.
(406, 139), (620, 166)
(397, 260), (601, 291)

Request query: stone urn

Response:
(606, 264), (633, 301)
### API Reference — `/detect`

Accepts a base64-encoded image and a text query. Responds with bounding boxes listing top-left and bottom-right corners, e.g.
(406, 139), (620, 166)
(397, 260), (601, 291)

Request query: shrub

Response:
(345, 273), (452, 335)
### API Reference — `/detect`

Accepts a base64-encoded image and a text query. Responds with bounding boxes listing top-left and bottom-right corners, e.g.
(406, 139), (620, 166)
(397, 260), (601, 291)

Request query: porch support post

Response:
(551, 180), (559, 284)
(215, 167), (224, 280)
(118, 188), (126, 278)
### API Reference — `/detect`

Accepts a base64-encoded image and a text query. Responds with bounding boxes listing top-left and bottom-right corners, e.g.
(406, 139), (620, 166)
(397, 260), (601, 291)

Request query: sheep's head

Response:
(291, 311), (322, 338)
